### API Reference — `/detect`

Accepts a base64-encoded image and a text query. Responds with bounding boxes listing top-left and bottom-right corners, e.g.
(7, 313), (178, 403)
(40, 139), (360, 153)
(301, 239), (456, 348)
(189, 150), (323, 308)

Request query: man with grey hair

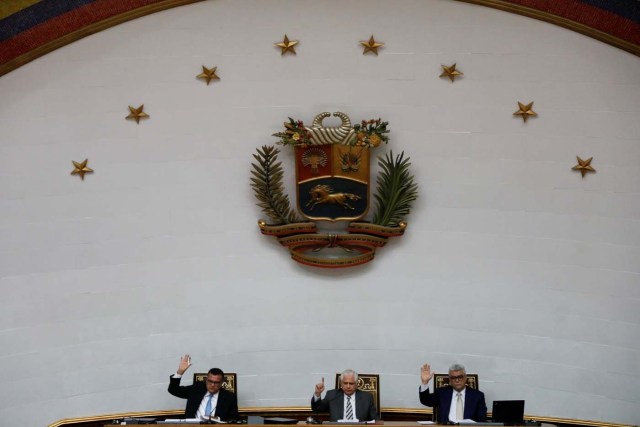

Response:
(419, 362), (487, 424)
(312, 369), (378, 421)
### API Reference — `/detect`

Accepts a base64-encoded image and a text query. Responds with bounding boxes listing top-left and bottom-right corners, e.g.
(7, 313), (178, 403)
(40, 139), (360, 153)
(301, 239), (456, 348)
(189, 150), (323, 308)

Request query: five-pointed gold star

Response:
(126, 105), (149, 124)
(360, 35), (384, 55)
(70, 159), (94, 180)
(197, 66), (220, 85)
(440, 63), (463, 82)
(572, 156), (596, 178)
(275, 34), (298, 55)
(513, 101), (537, 122)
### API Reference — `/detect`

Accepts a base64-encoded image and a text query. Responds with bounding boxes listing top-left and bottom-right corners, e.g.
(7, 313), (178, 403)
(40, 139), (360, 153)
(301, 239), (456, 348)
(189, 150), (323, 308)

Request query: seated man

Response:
(311, 369), (378, 422)
(419, 362), (487, 424)
(168, 354), (239, 421)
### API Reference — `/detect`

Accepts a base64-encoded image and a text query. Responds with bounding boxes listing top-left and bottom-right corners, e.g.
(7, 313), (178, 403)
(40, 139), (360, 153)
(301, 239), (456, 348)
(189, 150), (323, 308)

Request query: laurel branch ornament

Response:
(251, 113), (418, 268)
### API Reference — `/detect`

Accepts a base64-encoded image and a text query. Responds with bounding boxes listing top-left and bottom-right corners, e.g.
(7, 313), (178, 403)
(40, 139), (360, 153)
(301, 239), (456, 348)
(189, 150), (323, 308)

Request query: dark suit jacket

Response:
(419, 385), (487, 424)
(168, 375), (239, 420)
(311, 389), (378, 422)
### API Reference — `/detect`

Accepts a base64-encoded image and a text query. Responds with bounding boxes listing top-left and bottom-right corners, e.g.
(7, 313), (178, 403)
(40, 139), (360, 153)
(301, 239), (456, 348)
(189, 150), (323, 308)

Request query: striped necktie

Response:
(345, 395), (354, 420)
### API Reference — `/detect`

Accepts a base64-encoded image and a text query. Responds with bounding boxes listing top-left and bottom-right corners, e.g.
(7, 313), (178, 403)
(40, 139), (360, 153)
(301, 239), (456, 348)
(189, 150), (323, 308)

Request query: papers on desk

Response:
(417, 421), (435, 425)
(158, 416), (227, 424)
(323, 422), (370, 425)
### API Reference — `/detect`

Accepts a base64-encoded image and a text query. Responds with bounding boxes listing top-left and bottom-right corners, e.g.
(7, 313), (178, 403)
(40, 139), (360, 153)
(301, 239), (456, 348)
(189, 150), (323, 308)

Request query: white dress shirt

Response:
(343, 393), (357, 421)
(196, 391), (218, 419)
(448, 387), (466, 423)
(174, 372), (219, 420)
(311, 392), (358, 421)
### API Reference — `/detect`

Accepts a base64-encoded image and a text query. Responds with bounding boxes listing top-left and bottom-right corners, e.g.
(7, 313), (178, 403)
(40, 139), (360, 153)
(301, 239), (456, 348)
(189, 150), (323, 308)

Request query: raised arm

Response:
(177, 354), (192, 375)
(419, 363), (438, 408)
(311, 377), (328, 412)
(314, 377), (325, 397)
(168, 354), (193, 399)
(421, 363), (433, 385)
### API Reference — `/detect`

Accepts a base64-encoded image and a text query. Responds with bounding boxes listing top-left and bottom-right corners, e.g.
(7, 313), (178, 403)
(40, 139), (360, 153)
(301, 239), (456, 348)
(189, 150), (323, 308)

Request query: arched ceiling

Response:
(0, 0), (638, 77)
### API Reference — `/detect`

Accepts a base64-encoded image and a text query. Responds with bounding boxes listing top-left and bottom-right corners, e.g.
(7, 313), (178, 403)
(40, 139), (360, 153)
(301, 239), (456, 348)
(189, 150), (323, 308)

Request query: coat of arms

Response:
(251, 112), (418, 268)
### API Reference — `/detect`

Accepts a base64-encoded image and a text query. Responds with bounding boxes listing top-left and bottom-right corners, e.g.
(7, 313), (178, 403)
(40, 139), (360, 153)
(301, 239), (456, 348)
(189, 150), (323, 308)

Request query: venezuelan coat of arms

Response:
(251, 112), (418, 268)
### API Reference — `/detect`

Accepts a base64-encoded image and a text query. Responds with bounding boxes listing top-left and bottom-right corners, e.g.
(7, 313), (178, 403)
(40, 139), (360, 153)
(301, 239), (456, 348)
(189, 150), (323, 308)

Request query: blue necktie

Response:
(205, 394), (213, 416)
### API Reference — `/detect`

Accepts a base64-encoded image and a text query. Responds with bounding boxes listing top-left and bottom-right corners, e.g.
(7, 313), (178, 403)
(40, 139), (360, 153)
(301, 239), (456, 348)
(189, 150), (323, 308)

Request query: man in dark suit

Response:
(168, 354), (239, 421)
(419, 362), (487, 424)
(311, 369), (378, 422)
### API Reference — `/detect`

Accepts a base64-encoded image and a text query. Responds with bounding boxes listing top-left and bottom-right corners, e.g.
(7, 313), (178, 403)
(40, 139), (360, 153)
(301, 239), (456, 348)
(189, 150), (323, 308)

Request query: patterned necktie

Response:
(345, 395), (354, 420)
(205, 394), (214, 416)
(456, 392), (463, 420)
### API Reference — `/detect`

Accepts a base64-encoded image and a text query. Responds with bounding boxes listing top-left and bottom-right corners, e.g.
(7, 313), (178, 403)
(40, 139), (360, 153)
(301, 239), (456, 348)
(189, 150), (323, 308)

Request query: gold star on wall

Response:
(70, 159), (93, 180)
(572, 156), (596, 177)
(440, 63), (463, 82)
(513, 101), (537, 122)
(360, 35), (384, 55)
(275, 34), (298, 55)
(197, 66), (220, 85)
(126, 105), (149, 124)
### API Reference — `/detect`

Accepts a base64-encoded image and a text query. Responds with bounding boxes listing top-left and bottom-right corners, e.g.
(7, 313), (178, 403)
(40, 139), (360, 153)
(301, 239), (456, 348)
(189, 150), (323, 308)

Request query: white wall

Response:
(1, 1), (639, 426)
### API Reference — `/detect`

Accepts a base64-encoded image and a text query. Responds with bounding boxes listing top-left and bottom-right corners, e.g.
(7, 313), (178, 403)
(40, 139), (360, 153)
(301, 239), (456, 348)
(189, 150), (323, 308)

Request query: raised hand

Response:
(314, 377), (325, 397)
(421, 363), (433, 385)
(177, 354), (192, 375)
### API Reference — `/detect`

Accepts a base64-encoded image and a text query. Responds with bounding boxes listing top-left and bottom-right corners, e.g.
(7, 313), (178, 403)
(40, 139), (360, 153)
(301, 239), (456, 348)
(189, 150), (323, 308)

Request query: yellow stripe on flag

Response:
(0, 0), (44, 20)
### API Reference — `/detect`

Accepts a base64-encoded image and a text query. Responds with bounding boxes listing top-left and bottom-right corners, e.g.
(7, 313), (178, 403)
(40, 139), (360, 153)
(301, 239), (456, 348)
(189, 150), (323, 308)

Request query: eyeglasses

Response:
(206, 380), (223, 385)
(449, 375), (465, 381)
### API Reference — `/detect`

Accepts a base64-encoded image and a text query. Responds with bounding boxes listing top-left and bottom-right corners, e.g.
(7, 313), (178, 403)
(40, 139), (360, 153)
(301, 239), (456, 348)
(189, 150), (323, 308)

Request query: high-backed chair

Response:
(431, 373), (479, 422)
(334, 373), (380, 417)
(433, 373), (478, 390)
(193, 372), (238, 394)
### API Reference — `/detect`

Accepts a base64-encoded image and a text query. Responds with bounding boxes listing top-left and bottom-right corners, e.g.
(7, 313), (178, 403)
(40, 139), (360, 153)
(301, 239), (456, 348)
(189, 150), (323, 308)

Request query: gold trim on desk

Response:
(49, 407), (636, 427)
(48, 410), (183, 427)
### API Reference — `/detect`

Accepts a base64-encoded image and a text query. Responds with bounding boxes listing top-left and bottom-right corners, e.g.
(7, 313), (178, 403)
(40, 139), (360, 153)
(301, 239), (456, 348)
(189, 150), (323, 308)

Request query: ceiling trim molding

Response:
(454, 0), (639, 56)
(1, 0), (638, 78)
(0, 0), (206, 77)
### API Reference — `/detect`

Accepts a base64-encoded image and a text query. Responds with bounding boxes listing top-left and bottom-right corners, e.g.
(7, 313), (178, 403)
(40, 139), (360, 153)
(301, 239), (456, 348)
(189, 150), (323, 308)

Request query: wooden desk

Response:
(139, 423), (556, 427)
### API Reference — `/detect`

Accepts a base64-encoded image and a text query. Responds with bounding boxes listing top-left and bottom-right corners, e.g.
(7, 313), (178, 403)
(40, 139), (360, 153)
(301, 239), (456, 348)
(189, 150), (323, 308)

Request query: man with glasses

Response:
(419, 362), (487, 424)
(168, 354), (239, 421)
(312, 369), (378, 422)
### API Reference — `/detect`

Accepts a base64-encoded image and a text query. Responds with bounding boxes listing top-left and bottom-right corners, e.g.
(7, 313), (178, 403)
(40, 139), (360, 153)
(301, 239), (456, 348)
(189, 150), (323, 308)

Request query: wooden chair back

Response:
(193, 372), (237, 394)
(335, 373), (380, 415)
(432, 373), (479, 422)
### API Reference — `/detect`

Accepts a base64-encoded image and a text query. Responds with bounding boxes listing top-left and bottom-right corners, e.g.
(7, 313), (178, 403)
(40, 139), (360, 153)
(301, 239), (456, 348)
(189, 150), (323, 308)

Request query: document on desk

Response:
(417, 422), (435, 425)
(159, 416), (228, 424)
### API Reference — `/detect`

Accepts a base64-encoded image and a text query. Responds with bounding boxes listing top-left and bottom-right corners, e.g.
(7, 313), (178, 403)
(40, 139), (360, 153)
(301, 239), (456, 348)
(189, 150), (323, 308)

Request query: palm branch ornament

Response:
(251, 112), (418, 268)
